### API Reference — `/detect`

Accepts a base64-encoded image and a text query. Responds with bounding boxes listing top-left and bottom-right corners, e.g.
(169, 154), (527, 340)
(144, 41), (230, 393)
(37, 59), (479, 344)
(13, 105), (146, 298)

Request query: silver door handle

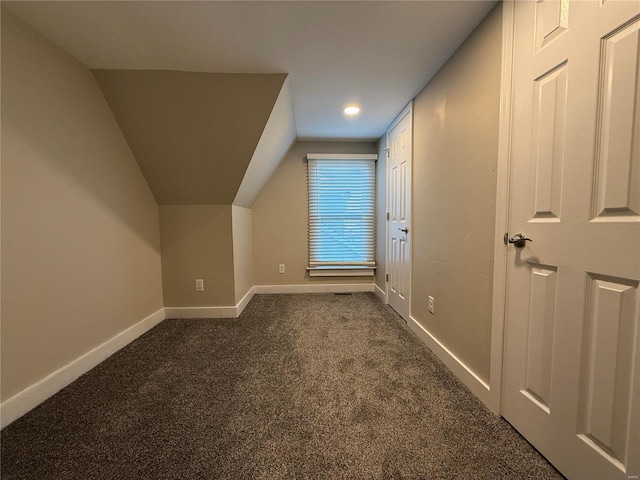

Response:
(399, 227), (408, 233)
(508, 233), (532, 248)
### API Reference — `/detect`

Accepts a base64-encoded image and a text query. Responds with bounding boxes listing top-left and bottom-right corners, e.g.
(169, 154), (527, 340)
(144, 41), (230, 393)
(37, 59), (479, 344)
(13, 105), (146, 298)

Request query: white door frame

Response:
(385, 102), (413, 314)
(488, 0), (516, 415)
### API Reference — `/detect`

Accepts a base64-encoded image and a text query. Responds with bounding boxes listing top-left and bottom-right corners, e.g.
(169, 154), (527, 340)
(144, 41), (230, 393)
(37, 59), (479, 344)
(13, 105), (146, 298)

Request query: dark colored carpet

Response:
(1, 293), (564, 479)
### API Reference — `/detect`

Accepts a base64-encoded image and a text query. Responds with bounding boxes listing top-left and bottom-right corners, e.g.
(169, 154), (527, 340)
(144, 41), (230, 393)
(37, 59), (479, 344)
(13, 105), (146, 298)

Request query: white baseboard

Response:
(236, 286), (255, 316)
(407, 315), (492, 409)
(165, 287), (256, 319)
(164, 305), (237, 319)
(374, 283), (386, 302)
(0, 307), (165, 429)
(253, 283), (375, 294)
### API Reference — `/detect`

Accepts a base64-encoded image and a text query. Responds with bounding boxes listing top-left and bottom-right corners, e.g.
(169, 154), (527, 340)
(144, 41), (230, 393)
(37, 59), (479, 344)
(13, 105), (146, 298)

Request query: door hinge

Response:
(386, 212), (390, 221)
(386, 274), (389, 282)
(387, 148), (390, 158)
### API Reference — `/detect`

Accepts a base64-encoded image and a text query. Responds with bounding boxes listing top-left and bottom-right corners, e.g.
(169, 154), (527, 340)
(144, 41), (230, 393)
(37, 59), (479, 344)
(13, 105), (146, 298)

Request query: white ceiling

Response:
(3, 1), (497, 141)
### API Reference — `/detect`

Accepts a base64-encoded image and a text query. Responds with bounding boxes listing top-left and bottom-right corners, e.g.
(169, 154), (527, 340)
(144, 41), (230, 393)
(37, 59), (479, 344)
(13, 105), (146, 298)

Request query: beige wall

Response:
(232, 206), (254, 304)
(159, 205), (235, 307)
(410, 4), (502, 382)
(253, 141), (378, 286)
(1, 11), (164, 401)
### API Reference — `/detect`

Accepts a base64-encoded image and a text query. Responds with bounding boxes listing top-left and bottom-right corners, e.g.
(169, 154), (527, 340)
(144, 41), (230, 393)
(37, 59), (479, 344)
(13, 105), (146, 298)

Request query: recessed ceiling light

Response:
(343, 105), (361, 116)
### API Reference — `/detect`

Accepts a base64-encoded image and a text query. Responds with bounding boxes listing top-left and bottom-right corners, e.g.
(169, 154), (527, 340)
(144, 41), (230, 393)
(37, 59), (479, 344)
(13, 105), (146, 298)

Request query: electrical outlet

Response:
(279, 264), (285, 274)
(428, 296), (435, 314)
(195, 279), (204, 291)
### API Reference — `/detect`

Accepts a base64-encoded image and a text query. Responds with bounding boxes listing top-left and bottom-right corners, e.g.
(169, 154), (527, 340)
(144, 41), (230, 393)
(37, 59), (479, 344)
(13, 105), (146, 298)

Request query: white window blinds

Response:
(307, 154), (376, 268)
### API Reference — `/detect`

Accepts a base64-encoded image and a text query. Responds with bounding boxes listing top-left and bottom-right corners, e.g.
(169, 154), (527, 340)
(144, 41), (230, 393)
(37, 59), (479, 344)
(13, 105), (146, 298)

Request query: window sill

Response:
(307, 266), (376, 277)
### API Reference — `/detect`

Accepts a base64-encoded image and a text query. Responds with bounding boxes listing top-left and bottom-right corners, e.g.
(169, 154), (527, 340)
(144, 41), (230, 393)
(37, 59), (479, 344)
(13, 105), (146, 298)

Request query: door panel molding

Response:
(579, 274), (638, 468)
(523, 263), (559, 412)
(535, 0), (570, 51)
(531, 61), (568, 222)
(592, 16), (640, 220)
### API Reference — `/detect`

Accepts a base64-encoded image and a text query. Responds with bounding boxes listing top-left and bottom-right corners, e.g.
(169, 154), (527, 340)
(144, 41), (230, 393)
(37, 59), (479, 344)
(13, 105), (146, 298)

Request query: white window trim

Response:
(307, 266), (375, 277)
(306, 153), (378, 161)
(306, 153), (378, 277)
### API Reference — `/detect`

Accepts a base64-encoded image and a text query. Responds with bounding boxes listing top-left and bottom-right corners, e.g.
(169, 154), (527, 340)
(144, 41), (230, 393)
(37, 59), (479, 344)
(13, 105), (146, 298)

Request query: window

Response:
(307, 153), (377, 276)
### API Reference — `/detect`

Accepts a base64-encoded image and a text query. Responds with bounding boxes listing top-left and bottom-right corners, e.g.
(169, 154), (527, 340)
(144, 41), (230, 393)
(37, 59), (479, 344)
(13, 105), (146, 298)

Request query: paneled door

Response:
(387, 105), (412, 320)
(502, 1), (640, 479)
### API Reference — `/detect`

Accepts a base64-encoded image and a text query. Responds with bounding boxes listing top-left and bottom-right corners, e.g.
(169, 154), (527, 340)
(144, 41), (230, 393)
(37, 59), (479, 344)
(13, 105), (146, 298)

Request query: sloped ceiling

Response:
(93, 70), (286, 205)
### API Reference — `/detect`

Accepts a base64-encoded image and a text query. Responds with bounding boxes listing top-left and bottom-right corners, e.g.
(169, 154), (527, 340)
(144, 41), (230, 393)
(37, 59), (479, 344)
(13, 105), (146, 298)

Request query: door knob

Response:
(508, 233), (532, 248)
(399, 227), (409, 233)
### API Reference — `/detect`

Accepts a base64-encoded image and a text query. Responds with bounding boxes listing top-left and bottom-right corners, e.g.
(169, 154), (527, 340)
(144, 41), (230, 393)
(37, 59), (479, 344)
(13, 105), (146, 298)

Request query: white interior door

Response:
(386, 105), (412, 320)
(502, 1), (640, 479)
